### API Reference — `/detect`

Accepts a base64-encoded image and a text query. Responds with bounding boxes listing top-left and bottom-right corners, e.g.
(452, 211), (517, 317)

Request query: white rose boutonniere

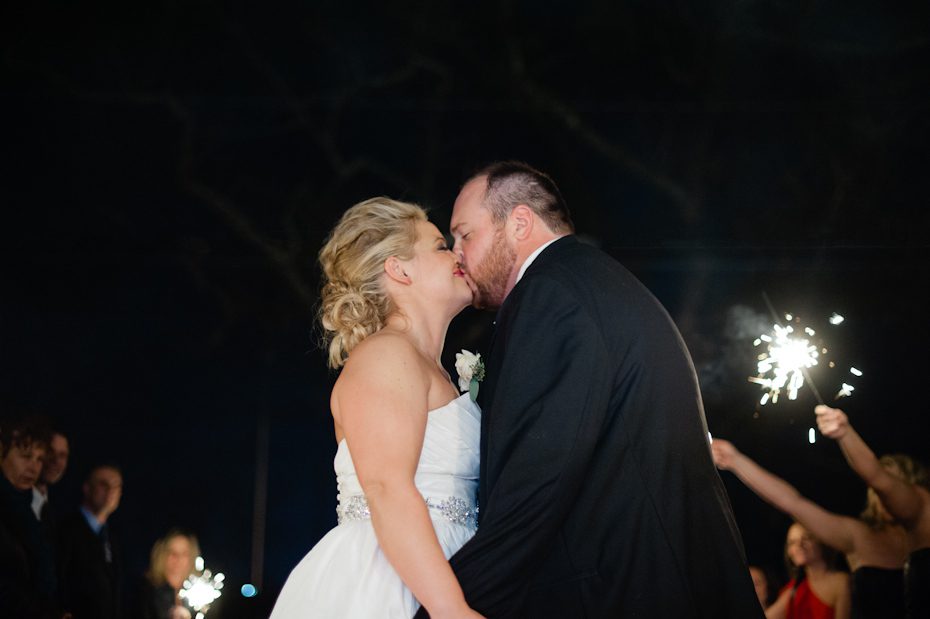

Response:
(455, 349), (485, 402)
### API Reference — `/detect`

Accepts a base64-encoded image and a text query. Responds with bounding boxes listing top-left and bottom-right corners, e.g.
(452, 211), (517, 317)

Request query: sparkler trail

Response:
(749, 322), (821, 404)
(758, 292), (825, 405)
(749, 296), (862, 409)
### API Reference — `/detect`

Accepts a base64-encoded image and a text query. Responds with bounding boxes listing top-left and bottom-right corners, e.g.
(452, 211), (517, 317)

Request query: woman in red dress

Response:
(766, 523), (851, 619)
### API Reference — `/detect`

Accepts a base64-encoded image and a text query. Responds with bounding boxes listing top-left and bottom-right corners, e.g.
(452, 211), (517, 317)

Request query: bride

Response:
(270, 198), (485, 619)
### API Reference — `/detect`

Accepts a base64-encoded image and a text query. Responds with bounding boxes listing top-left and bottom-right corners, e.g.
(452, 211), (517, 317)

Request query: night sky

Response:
(4, 2), (930, 615)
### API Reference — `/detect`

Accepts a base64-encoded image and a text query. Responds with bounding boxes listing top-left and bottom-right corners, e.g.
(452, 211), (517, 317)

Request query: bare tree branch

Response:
(507, 43), (699, 222)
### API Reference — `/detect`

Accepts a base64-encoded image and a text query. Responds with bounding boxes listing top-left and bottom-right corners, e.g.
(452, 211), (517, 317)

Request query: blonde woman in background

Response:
(136, 529), (200, 619)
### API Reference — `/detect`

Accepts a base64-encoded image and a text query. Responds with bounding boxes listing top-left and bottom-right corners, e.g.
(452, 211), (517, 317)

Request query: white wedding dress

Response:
(270, 393), (481, 618)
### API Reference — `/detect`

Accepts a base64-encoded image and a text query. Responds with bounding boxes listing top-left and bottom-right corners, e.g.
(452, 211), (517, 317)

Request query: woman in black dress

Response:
(817, 405), (930, 619)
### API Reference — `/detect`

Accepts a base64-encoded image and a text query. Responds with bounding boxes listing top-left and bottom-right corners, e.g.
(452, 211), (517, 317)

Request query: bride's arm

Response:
(336, 335), (482, 619)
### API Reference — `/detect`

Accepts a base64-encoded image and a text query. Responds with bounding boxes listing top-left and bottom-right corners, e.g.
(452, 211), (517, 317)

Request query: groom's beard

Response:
(470, 226), (517, 310)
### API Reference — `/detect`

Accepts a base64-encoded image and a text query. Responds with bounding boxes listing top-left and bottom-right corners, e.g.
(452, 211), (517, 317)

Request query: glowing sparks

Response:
(748, 311), (862, 407)
(809, 428), (816, 444)
(179, 556), (224, 617)
(836, 383), (855, 398)
(749, 323), (819, 404)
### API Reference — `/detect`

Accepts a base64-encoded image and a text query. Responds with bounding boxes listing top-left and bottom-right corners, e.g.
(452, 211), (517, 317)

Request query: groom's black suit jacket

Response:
(417, 236), (763, 618)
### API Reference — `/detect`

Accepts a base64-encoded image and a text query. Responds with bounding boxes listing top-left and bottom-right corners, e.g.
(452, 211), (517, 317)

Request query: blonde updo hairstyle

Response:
(318, 197), (427, 368)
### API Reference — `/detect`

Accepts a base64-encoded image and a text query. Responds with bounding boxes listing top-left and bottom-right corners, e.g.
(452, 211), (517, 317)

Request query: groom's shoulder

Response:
(535, 237), (631, 283)
(538, 235), (617, 264)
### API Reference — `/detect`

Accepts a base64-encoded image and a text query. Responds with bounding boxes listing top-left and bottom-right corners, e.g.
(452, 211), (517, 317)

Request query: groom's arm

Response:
(416, 275), (612, 618)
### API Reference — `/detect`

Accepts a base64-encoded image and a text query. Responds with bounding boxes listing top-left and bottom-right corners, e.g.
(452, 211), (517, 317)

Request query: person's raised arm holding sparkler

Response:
(712, 437), (918, 618)
(815, 405), (929, 528)
(815, 404), (930, 617)
(711, 439), (907, 574)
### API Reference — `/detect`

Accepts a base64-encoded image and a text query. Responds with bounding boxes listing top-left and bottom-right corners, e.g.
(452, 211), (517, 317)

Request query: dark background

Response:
(3, 1), (930, 615)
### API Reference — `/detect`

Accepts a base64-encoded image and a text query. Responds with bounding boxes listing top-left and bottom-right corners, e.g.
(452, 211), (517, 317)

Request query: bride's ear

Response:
(384, 256), (411, 285)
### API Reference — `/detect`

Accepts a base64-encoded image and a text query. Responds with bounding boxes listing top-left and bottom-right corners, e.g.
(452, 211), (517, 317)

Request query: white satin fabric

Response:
(270, 393), (480, 618)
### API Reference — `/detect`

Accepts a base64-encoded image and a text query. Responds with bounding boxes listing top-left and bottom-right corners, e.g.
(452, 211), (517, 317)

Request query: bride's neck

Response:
(384, 307), (449, 363)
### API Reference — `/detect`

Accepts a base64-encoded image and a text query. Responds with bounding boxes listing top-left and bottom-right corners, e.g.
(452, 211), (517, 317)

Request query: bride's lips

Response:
(453, 268), (466, 277)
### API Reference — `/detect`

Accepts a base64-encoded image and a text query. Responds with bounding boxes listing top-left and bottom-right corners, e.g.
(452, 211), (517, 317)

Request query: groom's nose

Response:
(450, 239), (464, 263)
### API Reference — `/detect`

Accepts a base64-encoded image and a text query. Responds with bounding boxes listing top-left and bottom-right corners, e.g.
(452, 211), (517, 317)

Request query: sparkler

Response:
(179, 556), (224, 619)
(749, 296), (862, 407)
(749, 321), (821, 405)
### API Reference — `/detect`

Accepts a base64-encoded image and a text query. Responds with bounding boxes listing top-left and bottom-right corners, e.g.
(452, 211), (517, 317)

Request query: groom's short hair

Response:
(469, 161), (575, 234)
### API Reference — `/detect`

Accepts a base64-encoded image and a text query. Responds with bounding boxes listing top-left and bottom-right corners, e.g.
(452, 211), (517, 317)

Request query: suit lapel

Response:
(474, 236), (577, 520)
(476, 292), (515, 521)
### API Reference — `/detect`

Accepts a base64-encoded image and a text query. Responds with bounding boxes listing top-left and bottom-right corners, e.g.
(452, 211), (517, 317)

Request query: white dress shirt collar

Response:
(515, 237), (564, 284)
(31, 486), (48, 520)
(80, 505), (104, 534)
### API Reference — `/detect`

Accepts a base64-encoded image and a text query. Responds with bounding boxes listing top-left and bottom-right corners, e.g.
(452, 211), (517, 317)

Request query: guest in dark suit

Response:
(416, 162), (763, 617)
(33, 430), (69, 526)
(32, 428), (70, 578)
(58, 463), (124, 619)
(0, 413), (59, 618)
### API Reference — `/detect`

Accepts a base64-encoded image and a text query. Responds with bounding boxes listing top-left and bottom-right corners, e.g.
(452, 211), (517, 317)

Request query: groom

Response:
(416, 162), (763, 617)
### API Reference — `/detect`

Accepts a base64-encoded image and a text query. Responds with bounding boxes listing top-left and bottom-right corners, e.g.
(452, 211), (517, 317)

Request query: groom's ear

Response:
(384, 256), (411, 284)
(509, 204), (534, 241)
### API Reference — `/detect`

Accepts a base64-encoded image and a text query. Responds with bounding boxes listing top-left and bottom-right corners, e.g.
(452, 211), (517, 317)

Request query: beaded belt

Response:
(337, 494), (477, 528)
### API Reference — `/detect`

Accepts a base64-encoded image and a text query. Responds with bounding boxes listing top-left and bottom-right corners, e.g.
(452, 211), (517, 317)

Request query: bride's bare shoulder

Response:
(335, 330), (426, 394)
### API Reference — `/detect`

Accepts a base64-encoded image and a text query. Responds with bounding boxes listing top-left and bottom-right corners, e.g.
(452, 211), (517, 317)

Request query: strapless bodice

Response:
(334, 393), (481, 524)
(905, 547), (930, 619)
(271, 393), (481, 619)
(851, 566), (904, 619)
